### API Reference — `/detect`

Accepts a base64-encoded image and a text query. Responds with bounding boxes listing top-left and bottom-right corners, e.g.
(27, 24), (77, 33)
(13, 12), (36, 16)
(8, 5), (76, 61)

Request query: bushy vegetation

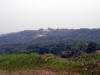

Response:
(22, 41), (100, 57)
(1, 41), (100, 58)
(0, 53), (100, 75)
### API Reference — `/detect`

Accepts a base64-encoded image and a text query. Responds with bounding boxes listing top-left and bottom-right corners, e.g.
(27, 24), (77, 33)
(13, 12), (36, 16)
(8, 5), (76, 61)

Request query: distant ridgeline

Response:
(0, 28), (100, 57)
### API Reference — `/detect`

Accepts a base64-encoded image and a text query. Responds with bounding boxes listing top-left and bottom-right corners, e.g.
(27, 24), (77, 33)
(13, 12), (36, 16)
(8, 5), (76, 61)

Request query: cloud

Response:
(0, 0), (100, 34)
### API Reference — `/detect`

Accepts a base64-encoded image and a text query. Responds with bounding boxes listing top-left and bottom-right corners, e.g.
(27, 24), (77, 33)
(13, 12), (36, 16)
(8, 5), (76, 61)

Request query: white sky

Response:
(0, 0), (100, 34)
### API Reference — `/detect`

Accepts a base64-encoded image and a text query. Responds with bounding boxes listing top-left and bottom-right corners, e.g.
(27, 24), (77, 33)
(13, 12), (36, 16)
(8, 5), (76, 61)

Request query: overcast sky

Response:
(0, 0), (100, 34)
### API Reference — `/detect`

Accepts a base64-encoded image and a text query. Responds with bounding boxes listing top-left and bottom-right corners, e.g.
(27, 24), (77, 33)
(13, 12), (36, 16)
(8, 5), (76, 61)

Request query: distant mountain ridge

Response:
(0, 28), (100, 46)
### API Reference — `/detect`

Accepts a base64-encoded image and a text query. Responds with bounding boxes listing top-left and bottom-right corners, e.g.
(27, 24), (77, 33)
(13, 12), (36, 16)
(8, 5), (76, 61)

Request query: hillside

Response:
(0, 53), (100, 75)
(0, 28), (100, 46)
(0, 28), (100, 55)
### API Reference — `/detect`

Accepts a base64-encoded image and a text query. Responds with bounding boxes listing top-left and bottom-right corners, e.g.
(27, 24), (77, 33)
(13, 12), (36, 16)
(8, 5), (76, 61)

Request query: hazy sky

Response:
(0, 0), (100, 34)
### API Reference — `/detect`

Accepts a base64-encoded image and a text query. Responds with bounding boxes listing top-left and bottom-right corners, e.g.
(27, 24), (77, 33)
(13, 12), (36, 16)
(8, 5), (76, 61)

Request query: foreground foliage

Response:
(0, 53), (100, 75)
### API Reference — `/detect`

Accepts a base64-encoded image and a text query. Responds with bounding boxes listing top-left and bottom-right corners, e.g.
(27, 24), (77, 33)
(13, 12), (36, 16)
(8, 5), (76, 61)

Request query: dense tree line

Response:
(0, 41), (99, 58)
(24, 41), (100, 57)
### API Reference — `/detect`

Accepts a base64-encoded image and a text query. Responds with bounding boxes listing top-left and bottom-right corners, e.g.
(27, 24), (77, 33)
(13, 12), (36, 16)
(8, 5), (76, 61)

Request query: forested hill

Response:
(0, 28), (100, 56)
(0, 28), (100, 46)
